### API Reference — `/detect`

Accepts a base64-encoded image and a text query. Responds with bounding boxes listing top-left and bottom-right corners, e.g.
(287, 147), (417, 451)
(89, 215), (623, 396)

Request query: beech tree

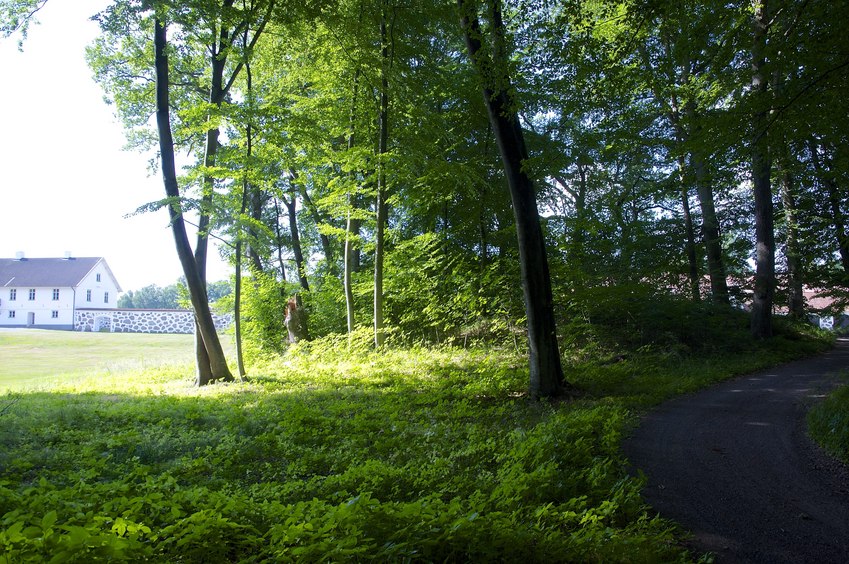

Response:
(154, 13), (233, 382)
(458, 0), (567, 398)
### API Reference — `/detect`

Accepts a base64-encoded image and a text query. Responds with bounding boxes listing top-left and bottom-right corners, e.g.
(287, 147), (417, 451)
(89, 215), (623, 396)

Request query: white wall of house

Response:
(0, 286), (75, 328)
(74, 266), (120, 310)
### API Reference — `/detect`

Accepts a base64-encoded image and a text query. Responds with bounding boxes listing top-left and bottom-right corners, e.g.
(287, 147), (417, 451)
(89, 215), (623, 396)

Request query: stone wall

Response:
(75, 309), (232, 334)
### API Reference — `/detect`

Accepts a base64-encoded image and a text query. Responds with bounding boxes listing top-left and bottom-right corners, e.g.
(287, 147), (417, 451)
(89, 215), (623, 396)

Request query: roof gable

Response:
(0, 257), (120, 290)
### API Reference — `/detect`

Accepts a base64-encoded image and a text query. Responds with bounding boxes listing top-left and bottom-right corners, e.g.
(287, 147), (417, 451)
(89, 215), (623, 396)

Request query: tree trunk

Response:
(374, 2), (390, 349)
(248, 186), (265, 273)
(779, 157), (804, 318)
(642, 44), (704, 303)
(750, 0), (774, 338)
(344, 69), (361, 335)
(344, 210), (356, 333)
(154, 18), (232, 384)
(234, 238), (246, 377)
(272, 199), (288, 283)
(667, 101), (700, 301)
(289, 168), (335, 269)
(191, 9), (231, 385)
(459, 0), (567, 399)
(678, 161), (701, 302)
(233, 61), (255, 380)
(284, 196), (310, 292)
(810, 143), (849, 278)
(686, 110), (729, 305)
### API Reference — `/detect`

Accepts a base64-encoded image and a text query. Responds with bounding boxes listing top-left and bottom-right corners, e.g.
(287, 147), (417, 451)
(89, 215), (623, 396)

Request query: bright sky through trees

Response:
(0, 0), (230, 292)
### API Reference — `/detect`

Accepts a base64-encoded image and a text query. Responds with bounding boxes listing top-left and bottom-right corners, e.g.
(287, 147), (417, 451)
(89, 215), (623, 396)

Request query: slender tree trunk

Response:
(271, 199), (288, 283)
(192, 13), (231, 385)
(284, 196), (310, 292)
(344, 210), (356, 333)
(678, 160), (701, 302)
(344, 69), (361, 335)
(779, 156), (804, 318)
(682, 103), (730, 305)
(751, 0), (774, 338)
(248, 188), (265, 273)
(667, 104), (700, 301)
(233, 61), (256, 380)
(459, 0), (567, 398)
(810, 143), (849, 277)
(234, 238), (246, 376)
(289, 168), (335, 269)
(374, 1), (390, 348)
(154, 18), (232, 384)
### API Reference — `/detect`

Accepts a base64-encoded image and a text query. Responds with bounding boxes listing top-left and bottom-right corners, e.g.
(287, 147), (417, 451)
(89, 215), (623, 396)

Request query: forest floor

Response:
(623, 339), (849, 563)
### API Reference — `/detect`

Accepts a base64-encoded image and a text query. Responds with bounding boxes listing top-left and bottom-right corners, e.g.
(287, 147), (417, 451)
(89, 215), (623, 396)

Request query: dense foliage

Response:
(72, 0), (849, 363)
(0, 319), (830, 562)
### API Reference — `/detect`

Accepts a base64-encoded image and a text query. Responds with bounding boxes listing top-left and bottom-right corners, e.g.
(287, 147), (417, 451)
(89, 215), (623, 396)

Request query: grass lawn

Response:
(0, 329), (233, 391)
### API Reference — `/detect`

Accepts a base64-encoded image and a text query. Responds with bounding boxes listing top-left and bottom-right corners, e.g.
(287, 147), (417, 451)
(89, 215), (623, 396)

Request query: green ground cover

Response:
(808, 371), (849, 464)
(0, 323), (832, 562)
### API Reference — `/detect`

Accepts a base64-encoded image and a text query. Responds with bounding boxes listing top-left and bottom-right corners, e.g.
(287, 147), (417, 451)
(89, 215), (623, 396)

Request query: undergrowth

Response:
(808, 370), (849, 464)
(0, 317), (832, 562)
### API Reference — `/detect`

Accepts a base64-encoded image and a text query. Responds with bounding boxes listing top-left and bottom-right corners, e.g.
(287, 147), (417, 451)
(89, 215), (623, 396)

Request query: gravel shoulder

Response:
(622, 339), (849, 563)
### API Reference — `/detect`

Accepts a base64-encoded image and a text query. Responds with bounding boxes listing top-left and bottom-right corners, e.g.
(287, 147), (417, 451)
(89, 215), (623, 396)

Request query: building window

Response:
(28, 289), (35, 300)
(8, 311), (15, 319)
(52, 311), (59, 319)
(104, 292), (109, 304)
(96, 273), (101, 282)
(86, 290), (92, 302)
(9, 289), (15, 301)
(53, 289), (60, 300)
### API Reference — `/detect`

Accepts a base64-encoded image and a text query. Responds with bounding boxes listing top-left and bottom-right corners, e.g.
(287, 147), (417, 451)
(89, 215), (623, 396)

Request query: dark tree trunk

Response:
(233, 61), (255, 380)
(374, 1), (390, 348)
(688, 121), (729, 305)
(459, 0), (567, 399)
(667, 101), (700, 301)
(284, 196), (310, 292)
(810, 143), (849, 278)
(154, 18), (232, 384)
(289, 168), (335, 269)
(750, 0), (774, 338)
(272, 199), (288, 283)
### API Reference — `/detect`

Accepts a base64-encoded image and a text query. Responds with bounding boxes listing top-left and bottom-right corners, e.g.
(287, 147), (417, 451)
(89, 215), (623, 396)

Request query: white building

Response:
(0, 254), (121, 330)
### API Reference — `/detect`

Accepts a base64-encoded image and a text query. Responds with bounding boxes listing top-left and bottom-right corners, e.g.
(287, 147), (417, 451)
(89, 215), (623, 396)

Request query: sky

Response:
(0, 0), (231, 292)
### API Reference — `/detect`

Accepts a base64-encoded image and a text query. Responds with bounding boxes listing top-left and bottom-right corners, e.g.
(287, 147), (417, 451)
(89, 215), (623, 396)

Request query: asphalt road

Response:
(623, 339), (849, 563)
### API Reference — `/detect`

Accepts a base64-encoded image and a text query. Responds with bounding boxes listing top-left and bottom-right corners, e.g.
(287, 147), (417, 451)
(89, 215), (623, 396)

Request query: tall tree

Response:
(750, 0), (774, 338)
(154, 15), (234, 382)
(458, 0), (567, 399)
(373, 0), (390, 348)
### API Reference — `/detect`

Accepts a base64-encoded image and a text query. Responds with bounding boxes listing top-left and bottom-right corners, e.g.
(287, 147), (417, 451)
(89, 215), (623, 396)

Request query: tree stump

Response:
(284, 294), (310, 343)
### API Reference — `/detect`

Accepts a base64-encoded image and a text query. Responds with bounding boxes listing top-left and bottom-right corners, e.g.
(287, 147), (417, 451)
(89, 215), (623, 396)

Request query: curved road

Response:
(623, 339), (849, 563)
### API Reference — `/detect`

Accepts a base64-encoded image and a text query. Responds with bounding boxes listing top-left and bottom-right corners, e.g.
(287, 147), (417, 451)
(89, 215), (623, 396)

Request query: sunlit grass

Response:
(0, 329), (234, 392)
